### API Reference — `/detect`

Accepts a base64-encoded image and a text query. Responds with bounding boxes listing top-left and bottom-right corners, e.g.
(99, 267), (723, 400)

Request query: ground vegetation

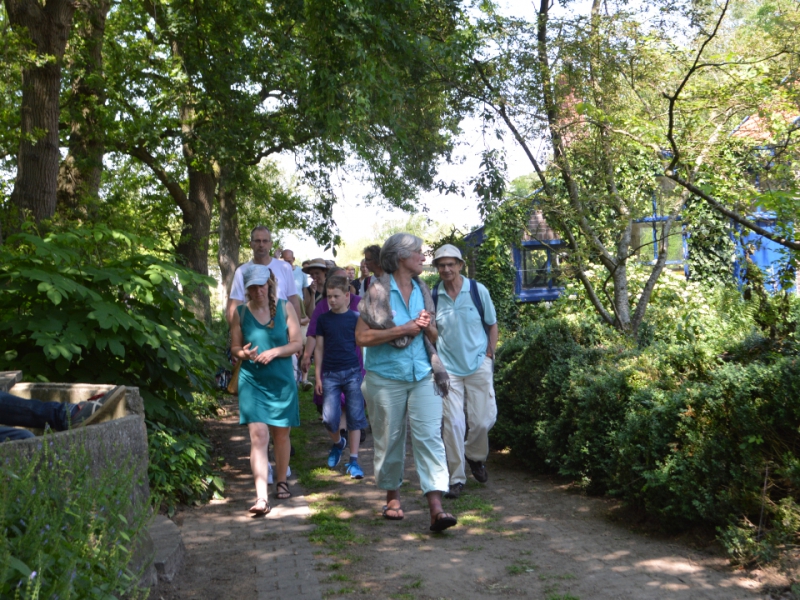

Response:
(0, 439), (151, 599)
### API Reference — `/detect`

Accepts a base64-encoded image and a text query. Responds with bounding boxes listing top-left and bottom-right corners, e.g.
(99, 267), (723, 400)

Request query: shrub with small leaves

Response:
(148, 421), (224, 514)
(493, 289), (800, 564)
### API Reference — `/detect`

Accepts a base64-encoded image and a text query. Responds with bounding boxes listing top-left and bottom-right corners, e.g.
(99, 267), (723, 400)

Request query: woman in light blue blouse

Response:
(355, 233), (457, 532)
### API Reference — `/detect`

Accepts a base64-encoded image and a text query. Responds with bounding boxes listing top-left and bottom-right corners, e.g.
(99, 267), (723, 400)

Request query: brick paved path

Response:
(153, 409), (324, 600)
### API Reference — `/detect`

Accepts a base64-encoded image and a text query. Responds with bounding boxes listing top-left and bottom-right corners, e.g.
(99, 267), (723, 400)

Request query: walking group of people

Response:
(226, 227), (498, 533)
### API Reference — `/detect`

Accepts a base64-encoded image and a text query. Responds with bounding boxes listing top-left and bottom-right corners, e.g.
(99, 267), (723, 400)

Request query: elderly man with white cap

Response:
(431, 244), (499, 500)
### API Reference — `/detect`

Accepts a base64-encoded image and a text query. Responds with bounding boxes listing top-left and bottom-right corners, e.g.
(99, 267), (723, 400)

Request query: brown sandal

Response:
(275, 481), (291, 500)
(430, 512), (457, 532)
(249, 498), (271, 515)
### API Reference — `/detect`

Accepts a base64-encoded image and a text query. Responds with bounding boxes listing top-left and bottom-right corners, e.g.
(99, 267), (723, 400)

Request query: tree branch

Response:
(124, 143), (190, 211)
(664, 0), (731, 173)
(666, 173), (800, 251)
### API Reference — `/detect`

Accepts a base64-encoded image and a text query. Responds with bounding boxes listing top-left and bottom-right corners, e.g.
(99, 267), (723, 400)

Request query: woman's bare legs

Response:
(248, 422), (270, 500)
(270, 425), (291, 483)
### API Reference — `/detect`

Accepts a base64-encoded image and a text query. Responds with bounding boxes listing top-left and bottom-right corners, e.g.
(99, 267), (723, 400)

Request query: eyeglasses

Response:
(251, 239), (272, 245)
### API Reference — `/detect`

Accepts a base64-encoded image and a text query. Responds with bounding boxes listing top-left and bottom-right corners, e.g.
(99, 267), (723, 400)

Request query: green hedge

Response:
(492, 308), (800, 562)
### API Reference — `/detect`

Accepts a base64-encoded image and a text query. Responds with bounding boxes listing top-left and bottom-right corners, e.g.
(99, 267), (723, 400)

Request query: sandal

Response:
(249, 498), (271, 515)
(382, 504), (404, 521)
(430, 511), (457, 532)
(275, 481), (292, 500)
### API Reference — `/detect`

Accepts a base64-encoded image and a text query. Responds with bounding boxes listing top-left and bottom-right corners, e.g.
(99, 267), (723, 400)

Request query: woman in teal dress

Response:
(230, 264), (302, 514)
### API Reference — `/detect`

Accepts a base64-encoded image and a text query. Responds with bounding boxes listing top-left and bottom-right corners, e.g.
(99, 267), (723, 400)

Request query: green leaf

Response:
(6, 556), (32, 577)
(108, 338), (125, 358)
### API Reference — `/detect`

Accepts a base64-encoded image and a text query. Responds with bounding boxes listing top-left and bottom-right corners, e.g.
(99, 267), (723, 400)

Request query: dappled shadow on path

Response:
(309, 436), (764, 600)
(152, 397), (765, 600)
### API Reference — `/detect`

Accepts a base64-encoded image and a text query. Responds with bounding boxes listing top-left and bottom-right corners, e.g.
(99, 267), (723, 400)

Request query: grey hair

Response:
(250, 225), (271, 241)
(380, 233), (423, 274)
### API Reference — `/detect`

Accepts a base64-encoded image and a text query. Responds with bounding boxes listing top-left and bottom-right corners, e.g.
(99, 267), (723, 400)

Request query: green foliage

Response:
(493, 288), (800, 564)
(472, 153), (527, 329)
(147, 421), (224, 514)
(0, 438), (150, 599)
(742, 258), (799, 342)
(684, 195), (735, 288)
(0, 6), (23, 194)
(0, 225), (224, 425)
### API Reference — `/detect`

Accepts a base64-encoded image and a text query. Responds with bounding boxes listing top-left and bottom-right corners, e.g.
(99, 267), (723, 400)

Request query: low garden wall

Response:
(0, 382), (157, 588)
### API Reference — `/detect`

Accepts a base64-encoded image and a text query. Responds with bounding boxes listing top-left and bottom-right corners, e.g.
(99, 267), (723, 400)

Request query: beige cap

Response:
(432, 244), (464, 266)
(302, 258), (329, 274)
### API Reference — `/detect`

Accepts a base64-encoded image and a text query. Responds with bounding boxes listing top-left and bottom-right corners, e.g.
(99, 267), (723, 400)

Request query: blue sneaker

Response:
(327, 438), (346, 468)
(345, 460), (364, 479)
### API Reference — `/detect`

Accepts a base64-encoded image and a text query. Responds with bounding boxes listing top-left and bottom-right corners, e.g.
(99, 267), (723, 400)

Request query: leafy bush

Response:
(493, 289), (800, 563)
(0, 225), (223, 426)
(0, 438), (150, 599)
(148, 421), (224, 515)
(0, 225), (227, 512)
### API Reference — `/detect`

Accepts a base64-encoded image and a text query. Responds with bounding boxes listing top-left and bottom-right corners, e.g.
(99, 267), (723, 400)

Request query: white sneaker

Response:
(267, 464), (290, 484)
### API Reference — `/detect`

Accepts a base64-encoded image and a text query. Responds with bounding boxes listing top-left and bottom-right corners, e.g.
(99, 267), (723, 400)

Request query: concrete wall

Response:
(0, 383), (157, 587)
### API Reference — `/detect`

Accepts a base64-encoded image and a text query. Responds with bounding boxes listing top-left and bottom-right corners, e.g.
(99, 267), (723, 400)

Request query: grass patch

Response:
(325, 573), (352, 582)
(546, 595), (579, 600)
(506, 560), (538, 575)
(454, 492), (498, 527)
(322, 587), (357, 597)
(293, 386), (337, 490)
(539, 573), (576, 581)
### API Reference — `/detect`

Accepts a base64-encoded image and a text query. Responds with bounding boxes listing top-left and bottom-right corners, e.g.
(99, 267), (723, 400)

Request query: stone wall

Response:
(0, 383), (156, 587)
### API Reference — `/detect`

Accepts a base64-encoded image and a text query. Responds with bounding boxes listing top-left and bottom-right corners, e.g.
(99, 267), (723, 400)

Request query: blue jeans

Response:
(321, 367), (368, 434)
(0, 391), (72, 442)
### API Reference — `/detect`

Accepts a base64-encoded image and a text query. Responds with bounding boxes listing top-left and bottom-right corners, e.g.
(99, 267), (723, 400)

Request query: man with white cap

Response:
(431, 244), (499, 500)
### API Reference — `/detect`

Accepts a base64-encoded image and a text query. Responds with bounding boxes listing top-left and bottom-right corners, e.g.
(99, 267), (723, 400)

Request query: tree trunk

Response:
(5, 0), (76, 223)
(177, 168), (216, 323)
(57, 0), (110, 212)
(217, 167), (240, 299)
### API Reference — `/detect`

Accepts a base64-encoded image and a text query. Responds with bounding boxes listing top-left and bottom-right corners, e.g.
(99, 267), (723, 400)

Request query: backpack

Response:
(431, 278), (490, 335)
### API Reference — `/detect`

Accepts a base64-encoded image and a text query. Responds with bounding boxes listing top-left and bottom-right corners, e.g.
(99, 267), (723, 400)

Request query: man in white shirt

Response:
(225, 226), (302, 326)
(282, 249), (309, 295)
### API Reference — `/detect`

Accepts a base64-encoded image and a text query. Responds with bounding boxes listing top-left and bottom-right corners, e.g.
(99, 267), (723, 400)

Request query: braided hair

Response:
(266, 269), (277, 329)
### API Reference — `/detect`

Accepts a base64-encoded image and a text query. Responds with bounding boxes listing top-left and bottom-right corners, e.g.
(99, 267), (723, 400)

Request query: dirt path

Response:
(153, 395), (769, 600)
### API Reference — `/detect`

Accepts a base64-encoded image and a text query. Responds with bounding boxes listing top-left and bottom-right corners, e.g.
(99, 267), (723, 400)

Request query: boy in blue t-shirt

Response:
(314, 275), (369, 478)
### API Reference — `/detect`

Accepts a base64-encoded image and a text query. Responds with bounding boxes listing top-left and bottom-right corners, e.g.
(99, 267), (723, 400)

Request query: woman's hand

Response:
(414, 310), (432, 330)
(254, 347), (280, 364)
(242, 342), (258, 361)
(401, 320), (423, 337)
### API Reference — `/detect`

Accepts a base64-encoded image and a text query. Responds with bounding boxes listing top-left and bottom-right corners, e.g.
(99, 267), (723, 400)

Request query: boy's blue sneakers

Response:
(345, 459), (364, 479)
(328, 438), (347, 468)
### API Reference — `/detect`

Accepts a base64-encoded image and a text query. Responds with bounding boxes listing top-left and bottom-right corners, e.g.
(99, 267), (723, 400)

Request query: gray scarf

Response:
(358, 273), (450, 398)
